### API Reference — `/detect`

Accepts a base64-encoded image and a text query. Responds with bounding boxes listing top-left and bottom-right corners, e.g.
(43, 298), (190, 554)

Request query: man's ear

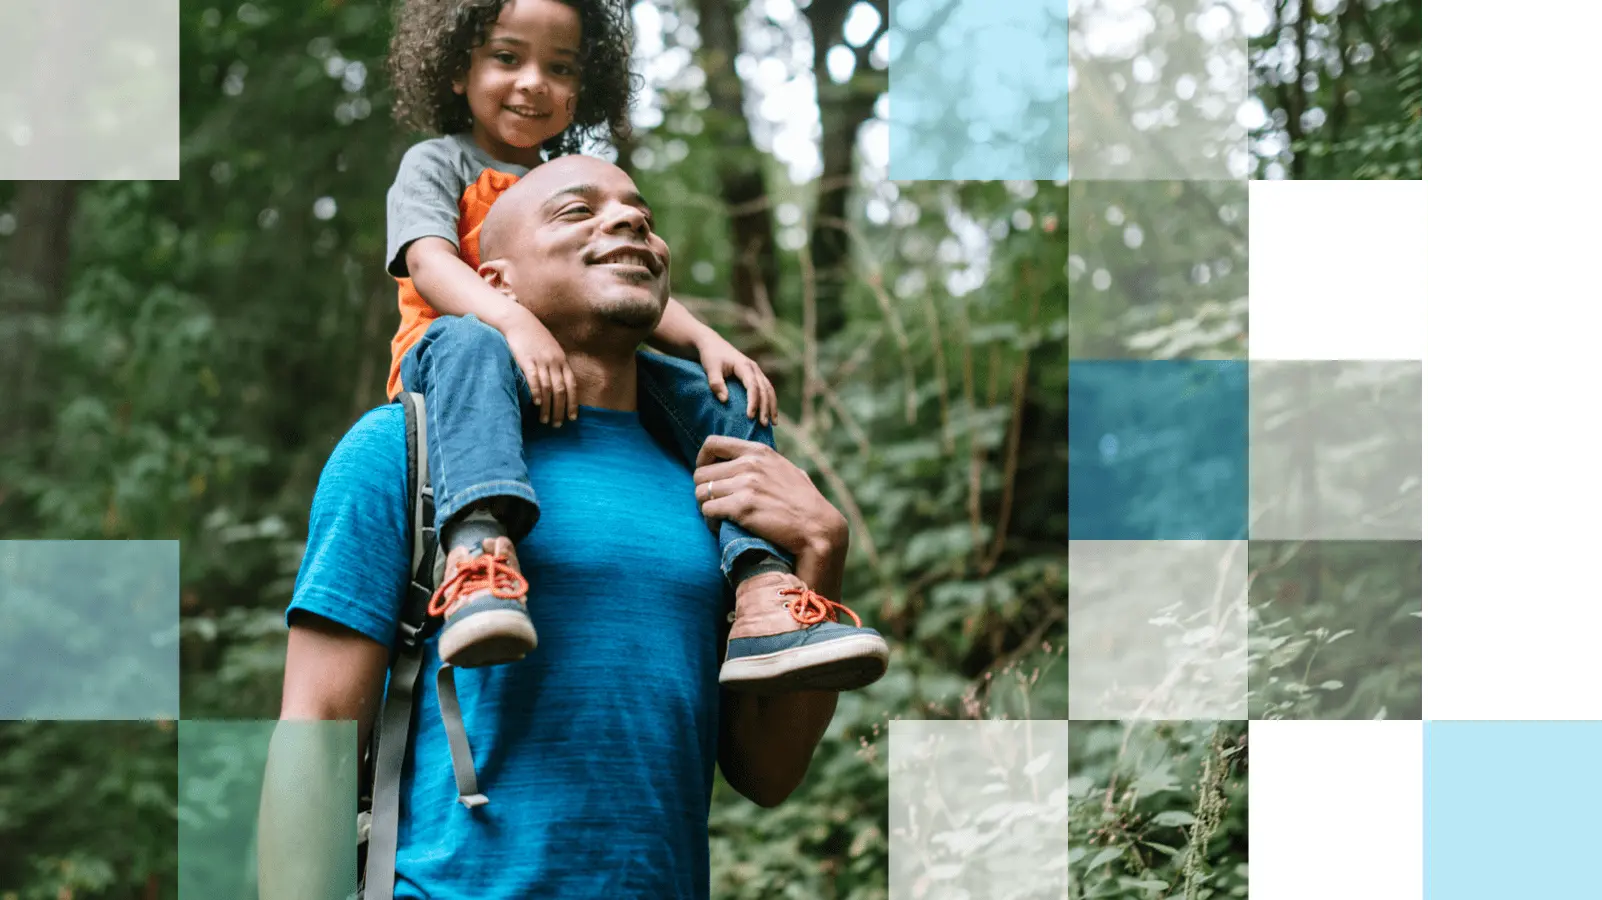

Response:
(478, 259), (515, 298)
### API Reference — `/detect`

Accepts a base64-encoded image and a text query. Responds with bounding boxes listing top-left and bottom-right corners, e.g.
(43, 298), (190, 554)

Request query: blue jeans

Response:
(398, 315), (791, 583)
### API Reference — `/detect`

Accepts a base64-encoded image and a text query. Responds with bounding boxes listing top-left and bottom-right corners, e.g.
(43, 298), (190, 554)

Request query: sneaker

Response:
(427, 536), (537, 668)
(719, 572), (890, 693)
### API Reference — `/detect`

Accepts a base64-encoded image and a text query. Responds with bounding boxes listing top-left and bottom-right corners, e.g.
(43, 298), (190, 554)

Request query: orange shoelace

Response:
(779, 587), (865, 628)
(427, 550), (529, 618)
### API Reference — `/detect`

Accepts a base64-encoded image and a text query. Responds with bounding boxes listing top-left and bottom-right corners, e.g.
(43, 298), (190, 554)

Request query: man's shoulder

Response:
(315, 403), (408, 494)
(342, 402), (407, 453)
(288, 402), (412, 643)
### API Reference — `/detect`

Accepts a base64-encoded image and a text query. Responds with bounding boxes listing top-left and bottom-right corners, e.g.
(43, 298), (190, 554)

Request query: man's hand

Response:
(695, 333), (777, 427)
(693, 436), (845, 556)
(502, 308), (577, 426)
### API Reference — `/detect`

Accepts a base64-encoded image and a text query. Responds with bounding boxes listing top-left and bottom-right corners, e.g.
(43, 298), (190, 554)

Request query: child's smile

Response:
(454, 0), (583, 168)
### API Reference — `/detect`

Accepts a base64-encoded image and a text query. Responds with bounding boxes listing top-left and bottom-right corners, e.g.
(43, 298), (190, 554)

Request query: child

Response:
(382, 0), (889, 693)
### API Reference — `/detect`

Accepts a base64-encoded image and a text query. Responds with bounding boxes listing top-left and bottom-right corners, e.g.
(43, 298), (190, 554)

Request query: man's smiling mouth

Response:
(591, 247), (662, 275)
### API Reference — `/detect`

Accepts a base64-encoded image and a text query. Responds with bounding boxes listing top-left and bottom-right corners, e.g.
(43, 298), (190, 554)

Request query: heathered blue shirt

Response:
(286, 404), (727, 899)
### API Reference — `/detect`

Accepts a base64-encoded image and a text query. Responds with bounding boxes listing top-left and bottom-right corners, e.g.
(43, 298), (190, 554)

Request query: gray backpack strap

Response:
(362, 639), (426, 900)
(436, 665), (488, 807)
(358, 391), (490, 899)
(360, 392), (440, 900)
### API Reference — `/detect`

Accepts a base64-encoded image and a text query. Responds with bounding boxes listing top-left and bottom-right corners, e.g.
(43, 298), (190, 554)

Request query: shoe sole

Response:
(720, 633), (890, 694)
(438, 608), (537, 668)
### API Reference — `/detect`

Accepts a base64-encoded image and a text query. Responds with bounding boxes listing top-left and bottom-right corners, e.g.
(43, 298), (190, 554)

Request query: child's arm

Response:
(407, 236), (577, 425)
(648, 298), (778, 426)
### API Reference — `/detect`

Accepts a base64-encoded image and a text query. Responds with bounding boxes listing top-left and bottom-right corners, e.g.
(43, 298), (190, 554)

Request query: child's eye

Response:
(494, 51), (517, 64)
(552, 64), (577, 77)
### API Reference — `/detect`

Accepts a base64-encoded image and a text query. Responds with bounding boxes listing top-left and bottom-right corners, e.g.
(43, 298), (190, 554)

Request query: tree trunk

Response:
(2, 183), (81, 404)
(692, 0), (777, 316)
(0, 180), (80, 526)
(1289, 0), (1309, 179)
(803, 0), (887, 341)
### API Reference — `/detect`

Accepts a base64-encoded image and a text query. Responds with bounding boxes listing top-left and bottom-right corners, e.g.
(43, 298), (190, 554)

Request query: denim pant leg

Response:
(398, 315), (540, 540)
(635, 351), (793, 582)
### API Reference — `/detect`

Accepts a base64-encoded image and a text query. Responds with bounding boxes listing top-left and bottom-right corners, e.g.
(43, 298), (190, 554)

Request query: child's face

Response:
(454, 0), (582, 166)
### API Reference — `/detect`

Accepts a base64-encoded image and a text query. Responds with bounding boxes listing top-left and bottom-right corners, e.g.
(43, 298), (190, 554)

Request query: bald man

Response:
(264, 157), (856, 900)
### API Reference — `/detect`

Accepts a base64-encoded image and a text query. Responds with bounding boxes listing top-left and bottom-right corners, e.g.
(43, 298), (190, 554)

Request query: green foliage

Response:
(1251, 0), (1423, 179)
(1068, 721), (1247, 900)
(0, 722), (178, 900)
(1248, 540), (1422, 720)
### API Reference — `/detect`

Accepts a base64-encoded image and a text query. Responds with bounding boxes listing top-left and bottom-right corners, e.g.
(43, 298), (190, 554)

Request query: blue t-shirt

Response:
(286, 404), (728, 899)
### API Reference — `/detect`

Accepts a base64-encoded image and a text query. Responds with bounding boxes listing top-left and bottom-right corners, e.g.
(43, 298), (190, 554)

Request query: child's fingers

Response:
(520, 364), (542, 407)
(760, 376), (777, 427)
(741, 363), (770, 424)
(548, 365), (568, 426)
(533, 367), (553, 424)
(563, 366), (578, 420)
(740, 361), (759, 419)
(706, 366), (730, 404)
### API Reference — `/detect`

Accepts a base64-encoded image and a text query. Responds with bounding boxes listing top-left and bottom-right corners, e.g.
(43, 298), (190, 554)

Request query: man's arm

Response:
(694, 436), (849, 807)
(255, 404), (411, 900)
(257, 615), (391, 900)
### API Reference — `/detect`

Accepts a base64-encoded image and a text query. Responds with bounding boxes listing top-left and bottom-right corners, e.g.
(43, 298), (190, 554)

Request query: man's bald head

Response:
(475, 155), (672, 347)
(479, 155), (642, 263)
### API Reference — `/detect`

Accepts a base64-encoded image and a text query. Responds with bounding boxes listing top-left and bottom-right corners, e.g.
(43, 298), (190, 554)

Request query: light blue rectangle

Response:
(0, 0), (180, 179)
(0, 540), (179, 719)
(1422, 717), (1435, 896)
(1425, 721), (1602, 898)
(180, 719), (360, 900)
(888, 0), (1068, 180)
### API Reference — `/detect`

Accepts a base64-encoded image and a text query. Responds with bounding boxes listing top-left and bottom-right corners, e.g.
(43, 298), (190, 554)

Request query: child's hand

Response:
(503, 311), (577, 426)
(697, 333), (777, 426)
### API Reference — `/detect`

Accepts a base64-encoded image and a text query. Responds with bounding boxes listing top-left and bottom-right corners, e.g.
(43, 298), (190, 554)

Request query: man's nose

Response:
(602, 203), (649, 233)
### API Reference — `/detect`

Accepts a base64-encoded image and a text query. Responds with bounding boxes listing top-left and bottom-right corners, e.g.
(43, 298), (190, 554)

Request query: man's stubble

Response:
(592, 277), (668, 333)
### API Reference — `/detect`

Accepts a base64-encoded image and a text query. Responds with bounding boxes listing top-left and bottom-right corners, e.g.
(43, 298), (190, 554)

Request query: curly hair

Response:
(388, 0), (636, 158)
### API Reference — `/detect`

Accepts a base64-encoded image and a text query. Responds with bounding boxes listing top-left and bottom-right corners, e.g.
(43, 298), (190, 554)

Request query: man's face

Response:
(494, 156), (671, 336)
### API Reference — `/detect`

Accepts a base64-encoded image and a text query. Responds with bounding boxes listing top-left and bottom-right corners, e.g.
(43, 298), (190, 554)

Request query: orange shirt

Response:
(386, 167), (523, 399)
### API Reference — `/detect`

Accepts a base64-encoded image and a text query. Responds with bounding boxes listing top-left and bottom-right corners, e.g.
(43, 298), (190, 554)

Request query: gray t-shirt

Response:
(385, 133), (531, 278)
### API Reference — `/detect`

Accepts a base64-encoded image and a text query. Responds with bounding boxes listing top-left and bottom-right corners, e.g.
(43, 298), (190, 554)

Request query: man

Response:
(260, 156), (852, 899)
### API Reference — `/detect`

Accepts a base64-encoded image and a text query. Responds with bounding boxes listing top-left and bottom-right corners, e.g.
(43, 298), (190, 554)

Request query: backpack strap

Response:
(359, 391), (441, 900)
(357, 392), (489, 900)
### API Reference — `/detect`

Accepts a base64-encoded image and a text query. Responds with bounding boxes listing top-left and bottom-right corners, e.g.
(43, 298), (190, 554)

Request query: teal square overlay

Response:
(0, 540), (179, 720)
(180, 719), (359, 899)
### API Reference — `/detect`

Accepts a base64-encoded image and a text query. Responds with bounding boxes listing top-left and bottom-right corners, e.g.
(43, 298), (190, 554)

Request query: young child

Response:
(383, 0), (889, 693)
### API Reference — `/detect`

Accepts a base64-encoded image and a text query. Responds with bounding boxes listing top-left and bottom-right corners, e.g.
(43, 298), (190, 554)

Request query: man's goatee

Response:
(598, 300), (664, 331)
